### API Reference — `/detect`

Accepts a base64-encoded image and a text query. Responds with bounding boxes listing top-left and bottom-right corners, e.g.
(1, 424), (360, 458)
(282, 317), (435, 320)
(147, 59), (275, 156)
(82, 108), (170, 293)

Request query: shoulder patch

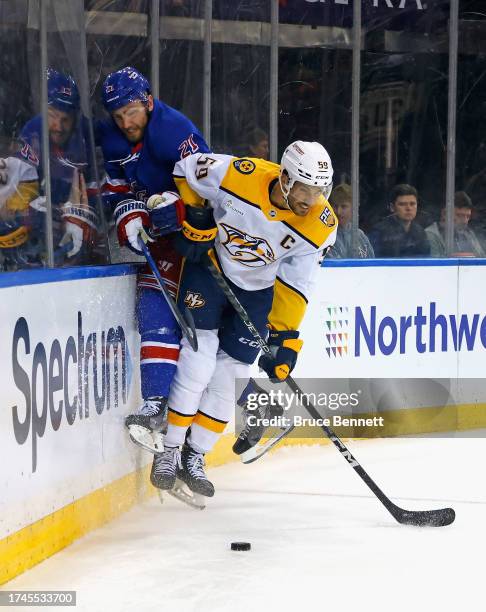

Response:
(319, 206), (336, 228)
(233, 159), (256, 175)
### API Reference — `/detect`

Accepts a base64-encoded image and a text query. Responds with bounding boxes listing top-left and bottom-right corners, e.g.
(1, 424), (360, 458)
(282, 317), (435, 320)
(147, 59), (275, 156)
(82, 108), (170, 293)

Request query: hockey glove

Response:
(173, 204), (217, 263)
(114, 199), (152, 255)
(60, 204), (98, 258)
(147, 191), (186, 236)
(258, 329), (303, 382)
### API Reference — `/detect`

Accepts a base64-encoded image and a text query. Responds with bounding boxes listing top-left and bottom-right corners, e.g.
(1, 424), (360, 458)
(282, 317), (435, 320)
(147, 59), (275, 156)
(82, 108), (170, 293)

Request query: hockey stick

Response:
(239, 422), (296, 464)
(138, 236), (198, 351)
(204, 255), (455, 527)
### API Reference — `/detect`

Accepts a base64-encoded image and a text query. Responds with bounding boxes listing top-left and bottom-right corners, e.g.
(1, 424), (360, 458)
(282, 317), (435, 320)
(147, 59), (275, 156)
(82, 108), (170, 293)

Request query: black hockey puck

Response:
(231, 542), (251, 551)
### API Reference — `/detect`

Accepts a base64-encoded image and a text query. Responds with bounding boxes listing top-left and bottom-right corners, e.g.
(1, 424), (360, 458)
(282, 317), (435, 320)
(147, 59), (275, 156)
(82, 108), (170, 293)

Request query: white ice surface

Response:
(4, 435), (486, 612)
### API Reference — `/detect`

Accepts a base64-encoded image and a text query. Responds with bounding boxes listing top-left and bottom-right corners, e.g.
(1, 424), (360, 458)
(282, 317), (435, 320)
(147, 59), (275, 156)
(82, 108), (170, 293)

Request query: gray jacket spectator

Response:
(369, 184), (431, 257)
(425, 191), (485, 257)
(327, 183), (374, 258)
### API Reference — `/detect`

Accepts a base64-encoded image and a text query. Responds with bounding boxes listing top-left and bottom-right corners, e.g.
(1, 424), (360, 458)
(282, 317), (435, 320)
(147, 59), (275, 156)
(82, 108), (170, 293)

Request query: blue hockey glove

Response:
(258, 329), (303, 382)
(147, 191), (186, 236)
(173, 204), (217, 263)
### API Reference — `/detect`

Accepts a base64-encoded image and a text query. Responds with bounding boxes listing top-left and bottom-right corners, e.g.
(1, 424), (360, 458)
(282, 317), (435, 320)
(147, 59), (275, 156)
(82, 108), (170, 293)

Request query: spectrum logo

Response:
(324, 302), (486, 358)
(11, 312), (133, 472)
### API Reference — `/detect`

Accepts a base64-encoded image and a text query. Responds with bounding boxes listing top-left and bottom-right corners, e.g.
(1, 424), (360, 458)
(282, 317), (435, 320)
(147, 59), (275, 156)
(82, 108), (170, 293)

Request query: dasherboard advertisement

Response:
(296, 263), (486, 379)
(0, 273), (144, 538)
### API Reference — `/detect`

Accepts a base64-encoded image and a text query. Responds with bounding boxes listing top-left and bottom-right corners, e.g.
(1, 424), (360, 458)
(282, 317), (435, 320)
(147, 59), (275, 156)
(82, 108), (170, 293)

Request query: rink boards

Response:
(1, 259), (486, 584)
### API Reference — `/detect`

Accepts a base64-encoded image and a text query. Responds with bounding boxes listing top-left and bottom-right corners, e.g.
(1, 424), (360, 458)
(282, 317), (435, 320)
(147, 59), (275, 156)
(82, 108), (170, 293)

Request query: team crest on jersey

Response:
(320, 206), (336, 228)
(184, 291), (205, 309)
(233, 159), (256, 175)
(220, 223), (275, 267)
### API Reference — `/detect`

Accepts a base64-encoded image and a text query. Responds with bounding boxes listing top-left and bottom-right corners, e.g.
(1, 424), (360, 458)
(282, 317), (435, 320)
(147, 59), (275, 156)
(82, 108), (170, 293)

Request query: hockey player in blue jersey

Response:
(97, 67), (210, 471)
(5, 69), (100, 269)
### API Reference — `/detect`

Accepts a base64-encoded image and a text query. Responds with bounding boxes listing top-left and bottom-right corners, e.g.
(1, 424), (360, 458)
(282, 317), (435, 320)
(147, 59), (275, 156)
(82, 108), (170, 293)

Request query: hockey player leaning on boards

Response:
(150, 141), (337, 498)
(97, 67), (210, 455)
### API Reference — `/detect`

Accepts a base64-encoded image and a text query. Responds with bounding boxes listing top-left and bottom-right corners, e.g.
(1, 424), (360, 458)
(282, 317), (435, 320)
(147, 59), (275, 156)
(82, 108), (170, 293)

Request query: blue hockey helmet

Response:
(102, 67), (151, 113)
(47, 69), (80, 113)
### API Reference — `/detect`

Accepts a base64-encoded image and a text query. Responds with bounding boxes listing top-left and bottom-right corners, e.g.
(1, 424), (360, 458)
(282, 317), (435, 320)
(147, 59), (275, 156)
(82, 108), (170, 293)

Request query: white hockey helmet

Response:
(279, 141), (333, 205)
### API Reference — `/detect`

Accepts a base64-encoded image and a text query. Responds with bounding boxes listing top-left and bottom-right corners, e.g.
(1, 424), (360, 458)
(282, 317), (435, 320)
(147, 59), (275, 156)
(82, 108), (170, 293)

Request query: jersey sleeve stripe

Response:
(268, 276), (309, 331)
(102, 183), (131, 194)
(275, 274), (308, 303)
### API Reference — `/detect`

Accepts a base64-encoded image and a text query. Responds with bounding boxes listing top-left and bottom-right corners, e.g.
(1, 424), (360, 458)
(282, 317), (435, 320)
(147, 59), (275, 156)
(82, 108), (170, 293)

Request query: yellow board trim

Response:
(0, 463), (155, 585)
(2, 401), (485, 585)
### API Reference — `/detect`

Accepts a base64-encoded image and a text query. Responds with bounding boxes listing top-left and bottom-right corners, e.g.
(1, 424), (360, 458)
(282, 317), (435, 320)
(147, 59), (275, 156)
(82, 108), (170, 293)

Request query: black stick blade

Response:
(395, 507), (455, 527)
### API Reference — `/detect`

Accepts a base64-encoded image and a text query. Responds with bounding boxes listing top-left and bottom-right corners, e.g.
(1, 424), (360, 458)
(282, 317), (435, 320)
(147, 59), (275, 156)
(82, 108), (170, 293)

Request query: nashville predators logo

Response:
(220, 223), (275, 267)
(233, 159), (256, 175)
(184, 291), (205, 308)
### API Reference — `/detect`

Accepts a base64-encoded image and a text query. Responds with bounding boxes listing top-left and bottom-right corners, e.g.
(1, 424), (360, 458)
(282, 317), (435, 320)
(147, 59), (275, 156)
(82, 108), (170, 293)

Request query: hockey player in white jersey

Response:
(151, 141), (337, 498)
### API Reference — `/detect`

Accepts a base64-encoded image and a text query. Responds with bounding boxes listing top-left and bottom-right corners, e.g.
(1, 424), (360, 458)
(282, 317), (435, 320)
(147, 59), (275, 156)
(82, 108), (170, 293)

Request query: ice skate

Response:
(232, 379), (284, 456)
(150, 446), (181, 490)
(125, 397), (168, 453)
(177, 444), (215, 497)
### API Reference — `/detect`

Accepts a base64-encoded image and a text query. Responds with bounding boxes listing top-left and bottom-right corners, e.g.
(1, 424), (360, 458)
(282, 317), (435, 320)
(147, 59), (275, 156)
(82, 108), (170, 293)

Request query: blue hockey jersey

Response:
(17, 115), (96, 207)
(97, 99), (210, 211)
(14, 114), (99, 261)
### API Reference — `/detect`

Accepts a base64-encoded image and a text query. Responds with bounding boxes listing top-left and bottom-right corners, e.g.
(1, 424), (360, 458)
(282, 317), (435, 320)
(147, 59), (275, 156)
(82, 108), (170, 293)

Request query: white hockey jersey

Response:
(174, 153), (337, 331)
(0, 157), (38, 210)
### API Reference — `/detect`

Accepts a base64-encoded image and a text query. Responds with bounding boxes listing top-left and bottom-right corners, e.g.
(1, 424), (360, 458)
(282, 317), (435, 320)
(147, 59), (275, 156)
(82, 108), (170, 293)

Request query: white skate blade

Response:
(166, 479), (206, 510)
(127, 424), (165, 454)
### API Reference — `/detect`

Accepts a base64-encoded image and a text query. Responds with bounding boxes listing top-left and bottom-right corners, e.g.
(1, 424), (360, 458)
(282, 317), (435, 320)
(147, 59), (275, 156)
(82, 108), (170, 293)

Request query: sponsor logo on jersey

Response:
(233, 159), (256, 175)
(224, 199), (244, 216)
(220, 222), (275, 267)
(320, 206), (336, 228)
(184, 291), (205, 308)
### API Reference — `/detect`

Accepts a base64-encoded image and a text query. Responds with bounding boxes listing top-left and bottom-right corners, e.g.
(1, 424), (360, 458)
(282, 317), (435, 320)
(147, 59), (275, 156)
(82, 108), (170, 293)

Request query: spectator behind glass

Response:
(369, 184), (431, 258)
(246, 127), (269, 160)
(5, 69), (101, 270)
(425, 191), (485, 257)
(327, 183), (374, 258)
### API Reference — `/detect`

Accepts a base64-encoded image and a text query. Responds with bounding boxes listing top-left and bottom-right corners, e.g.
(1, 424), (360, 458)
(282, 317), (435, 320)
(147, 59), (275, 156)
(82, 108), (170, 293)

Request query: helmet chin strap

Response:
(278, 172), (293, 209)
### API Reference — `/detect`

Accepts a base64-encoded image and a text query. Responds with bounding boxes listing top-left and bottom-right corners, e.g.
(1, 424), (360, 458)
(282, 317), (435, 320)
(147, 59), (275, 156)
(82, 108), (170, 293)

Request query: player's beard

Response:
(122, 109), (150, 143)
(288, 198), (311, 216)
(50, 128), (73, 147)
